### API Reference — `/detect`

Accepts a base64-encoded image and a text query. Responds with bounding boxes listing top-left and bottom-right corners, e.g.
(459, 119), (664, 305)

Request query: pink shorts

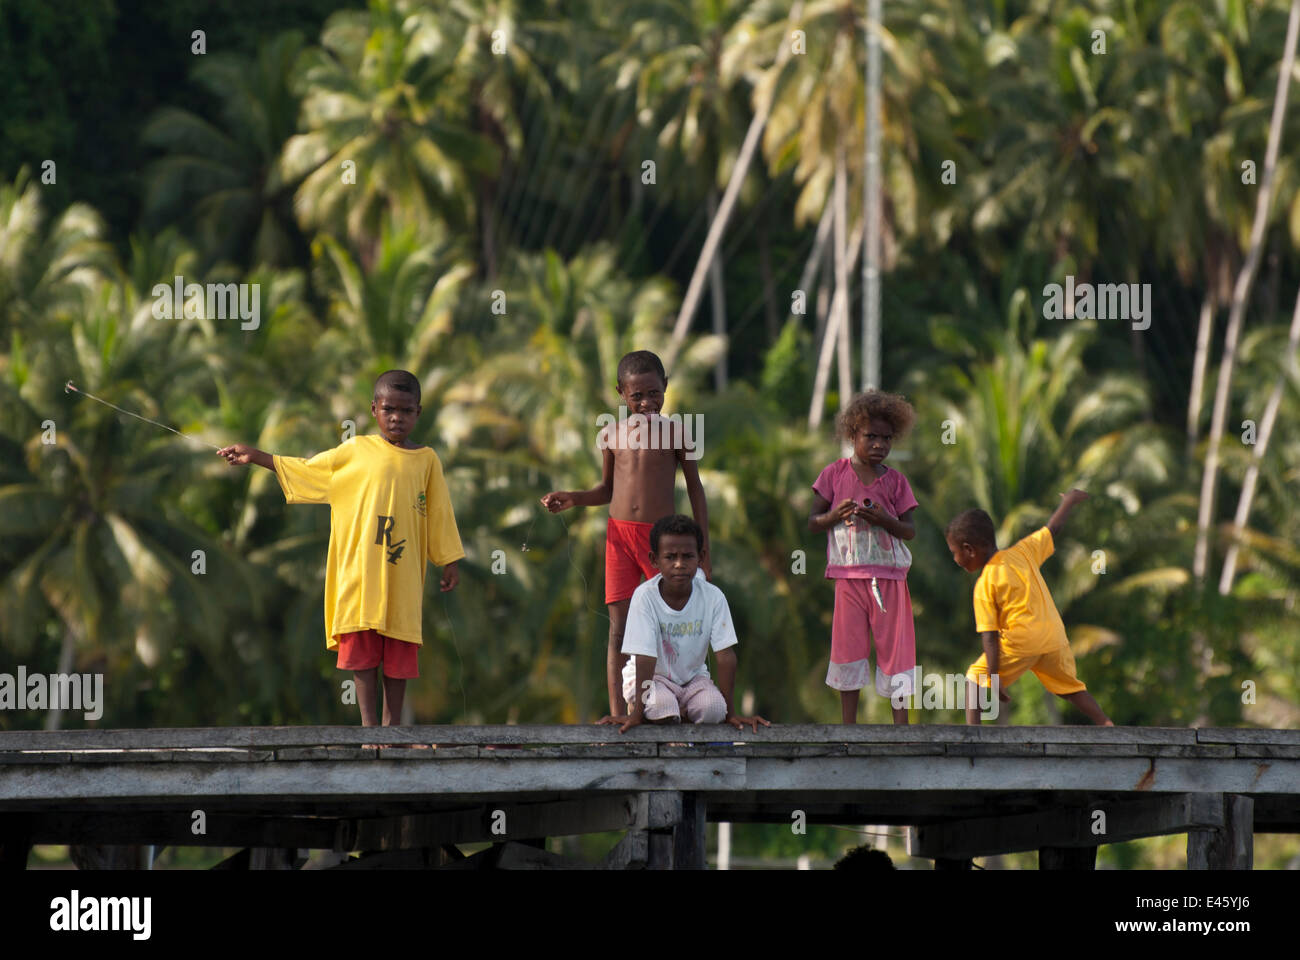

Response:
(336, 630), (419, 679)
(622, 672), (727, 724)
(826, 577), (916, 696)
(605, 517), (658, 604)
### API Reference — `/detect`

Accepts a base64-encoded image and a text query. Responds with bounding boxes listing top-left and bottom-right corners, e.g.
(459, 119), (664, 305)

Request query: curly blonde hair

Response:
(836, 389), (916, 443)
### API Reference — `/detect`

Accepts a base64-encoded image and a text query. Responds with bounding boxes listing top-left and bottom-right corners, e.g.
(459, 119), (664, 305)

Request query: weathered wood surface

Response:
(0, 725), (1297, 803)
(0, 753), (1294, 802)
(0, 725), (1296, 867)
(0, 757), (751, 801)
(6, 723), (1268, 752)
(908, 794), (1226, 859)
(1186, 794), (1255, 870)
(2, 727), (1293, 763)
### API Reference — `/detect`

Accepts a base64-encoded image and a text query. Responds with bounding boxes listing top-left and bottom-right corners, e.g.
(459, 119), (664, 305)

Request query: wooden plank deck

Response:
(0, 725), (1296, 869)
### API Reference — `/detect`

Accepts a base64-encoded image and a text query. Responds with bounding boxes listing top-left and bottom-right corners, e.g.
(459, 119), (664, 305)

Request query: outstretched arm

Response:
(542, 446), (614, 511)
(218, 444), (275, 471)
(1046, 489), (1090, 539)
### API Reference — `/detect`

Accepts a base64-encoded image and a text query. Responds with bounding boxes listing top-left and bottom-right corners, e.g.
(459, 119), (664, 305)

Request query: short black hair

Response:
(616, 350), (667, 390)
(945, 508), (997, 555)
(374, 369), (420, 405)
(833, 845), (895, 870)
(650, 514), (703, 554)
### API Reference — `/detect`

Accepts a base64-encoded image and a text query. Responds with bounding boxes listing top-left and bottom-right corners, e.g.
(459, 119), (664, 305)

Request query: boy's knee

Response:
(697, 699), (726, 725)
(691, 688), (727, 724)
(642, 685), (682, 722)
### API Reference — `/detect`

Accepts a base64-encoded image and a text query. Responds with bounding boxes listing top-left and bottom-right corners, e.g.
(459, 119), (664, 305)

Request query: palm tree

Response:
(1217, 301), (1300, 593)
(0, 167), (115, 341)
(610, 0), (780, 385)
(280, 0), (501, 267)
(142, 31), (308, 270)
(436, 0), (557, 279)
(0, 272), (256, 729)
(309, 218), (476, 381)
(1195, 0), (1300, 582)
(654, 0), (807, 374)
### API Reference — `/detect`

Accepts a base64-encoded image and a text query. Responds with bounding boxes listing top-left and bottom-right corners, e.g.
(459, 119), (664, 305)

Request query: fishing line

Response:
(556, 509), (610, 625)
(64, 381), (222, 451)
(439, 589), (470, 720)
(522, 501), (609, 625)
(438, 504), (607, 723)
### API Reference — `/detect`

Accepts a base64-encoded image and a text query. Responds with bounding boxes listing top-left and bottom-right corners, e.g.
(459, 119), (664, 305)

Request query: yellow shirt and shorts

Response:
(273, 435), (465, 676)
(965, 527), (1086, 695)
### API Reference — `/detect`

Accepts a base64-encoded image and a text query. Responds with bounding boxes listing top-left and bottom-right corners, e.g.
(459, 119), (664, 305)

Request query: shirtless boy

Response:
(541, 351), (710, 714)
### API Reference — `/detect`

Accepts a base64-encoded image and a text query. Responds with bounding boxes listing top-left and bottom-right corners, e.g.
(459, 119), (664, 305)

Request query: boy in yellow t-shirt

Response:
(217, 370), (465, 727)
(944, 490), (1113, 726)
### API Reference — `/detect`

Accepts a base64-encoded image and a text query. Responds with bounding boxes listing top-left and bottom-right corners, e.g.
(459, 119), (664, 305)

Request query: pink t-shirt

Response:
(812, 459), (918, 579)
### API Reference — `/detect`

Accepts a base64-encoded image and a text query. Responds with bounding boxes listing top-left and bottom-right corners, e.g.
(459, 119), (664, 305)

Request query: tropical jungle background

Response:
(1, 0), (1297, 867)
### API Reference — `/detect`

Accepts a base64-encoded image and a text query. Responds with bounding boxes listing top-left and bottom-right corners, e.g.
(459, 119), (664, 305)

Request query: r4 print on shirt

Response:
(374, 514), (407, 564)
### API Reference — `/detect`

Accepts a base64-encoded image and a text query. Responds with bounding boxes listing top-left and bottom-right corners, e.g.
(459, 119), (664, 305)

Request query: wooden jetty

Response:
(0, 724), (1296, 869)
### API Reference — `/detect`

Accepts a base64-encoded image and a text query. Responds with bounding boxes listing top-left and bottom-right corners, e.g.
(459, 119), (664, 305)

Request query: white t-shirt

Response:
(620, 570), (739, 686)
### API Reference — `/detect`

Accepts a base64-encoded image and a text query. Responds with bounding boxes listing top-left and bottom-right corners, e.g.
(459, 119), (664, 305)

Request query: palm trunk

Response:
(1186, 294), (1215, 457)
(480, 181), (498, 281)
(801, 202), (836, 325)
(707, 190), (728, 391)
(808, 219), (864, 429)
(1218, 280), (1300, 593)
(664, 2), (806, 371)
(834, 143), (853, 413)
(44, 626), (77, 731)
(1194, 0), (1300, 581)
(758, 213), (778, 341)
(814, 239), (831, 356)
(807, 204), (834, 361)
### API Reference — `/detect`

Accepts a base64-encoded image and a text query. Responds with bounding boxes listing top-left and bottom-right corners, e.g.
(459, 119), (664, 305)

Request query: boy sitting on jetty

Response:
(541, 350), (710, 717)
(599, 515), (767, 733)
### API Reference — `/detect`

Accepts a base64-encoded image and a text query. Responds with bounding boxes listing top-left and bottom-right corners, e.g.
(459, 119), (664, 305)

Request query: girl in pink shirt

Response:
(809, 391), (919, 723)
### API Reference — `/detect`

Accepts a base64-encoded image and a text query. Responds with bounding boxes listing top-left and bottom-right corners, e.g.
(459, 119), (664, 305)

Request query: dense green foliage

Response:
(2, 0), (1298, 766)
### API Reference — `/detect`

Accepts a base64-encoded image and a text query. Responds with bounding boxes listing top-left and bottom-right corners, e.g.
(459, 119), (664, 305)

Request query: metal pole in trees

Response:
(862, 0), (882, 391)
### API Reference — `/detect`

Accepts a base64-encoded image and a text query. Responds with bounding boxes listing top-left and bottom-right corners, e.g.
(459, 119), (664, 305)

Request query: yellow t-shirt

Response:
(972, 527), (1067, 656)
(273, 435), (465, 649)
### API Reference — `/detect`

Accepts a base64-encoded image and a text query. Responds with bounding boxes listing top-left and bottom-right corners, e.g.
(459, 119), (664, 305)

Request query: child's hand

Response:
(1061, 489), (1090, 506)
(859, 503), (891, 527)
(217, 443), (257, 466)
(831, 499), (859, 524)
(726, 713), (771, 733)
(440, 561), (459, 592)
(541, 491), (574, 512)
(597, 713), (642, 733)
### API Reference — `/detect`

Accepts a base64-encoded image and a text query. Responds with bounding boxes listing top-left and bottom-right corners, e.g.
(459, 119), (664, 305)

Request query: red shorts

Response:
(605, 517), (658, 604)
(335, 630), (419, 679)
